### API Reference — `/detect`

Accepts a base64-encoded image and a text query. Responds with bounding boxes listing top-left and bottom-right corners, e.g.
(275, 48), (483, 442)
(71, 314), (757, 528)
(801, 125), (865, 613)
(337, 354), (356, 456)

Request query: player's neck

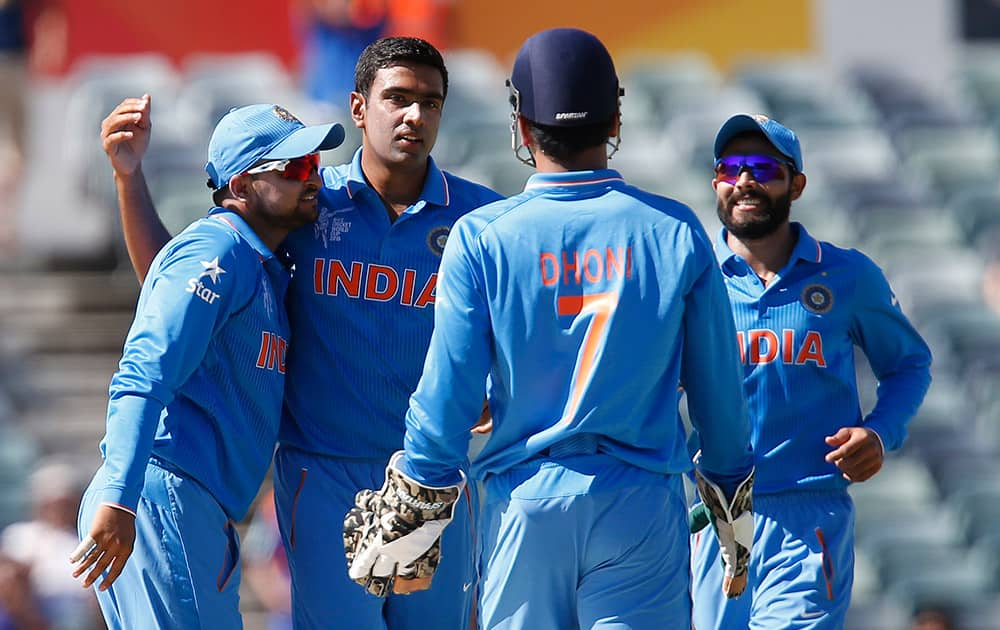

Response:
(727, 222), (795, 287)
(227, 204), (291, 252)
(533, 145), (608, 173)
(360, 152), (428, 220)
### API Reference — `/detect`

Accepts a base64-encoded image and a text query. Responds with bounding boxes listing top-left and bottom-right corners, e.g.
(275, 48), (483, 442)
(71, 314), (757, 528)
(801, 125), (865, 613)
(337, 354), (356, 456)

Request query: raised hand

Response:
(101, 94), (152, 176)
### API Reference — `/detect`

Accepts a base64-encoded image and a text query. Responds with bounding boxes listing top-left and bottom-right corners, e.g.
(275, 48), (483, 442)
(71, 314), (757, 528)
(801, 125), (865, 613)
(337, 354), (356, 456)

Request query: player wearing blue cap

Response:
(688, 114), (933, 629)
(343, 28), (755, 629)
(99, 38), (499, 629)
(72, 104), (345, 629)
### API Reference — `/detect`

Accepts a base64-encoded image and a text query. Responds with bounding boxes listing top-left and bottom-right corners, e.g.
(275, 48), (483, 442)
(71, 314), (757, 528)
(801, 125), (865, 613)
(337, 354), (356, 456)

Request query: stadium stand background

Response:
(1, 1), (999, 628)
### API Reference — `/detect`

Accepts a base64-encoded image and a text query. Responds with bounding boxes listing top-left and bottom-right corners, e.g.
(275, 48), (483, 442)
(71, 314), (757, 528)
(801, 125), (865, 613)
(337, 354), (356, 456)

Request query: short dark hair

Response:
(525, 118), (616, 163)
(354, 37), (449, 99)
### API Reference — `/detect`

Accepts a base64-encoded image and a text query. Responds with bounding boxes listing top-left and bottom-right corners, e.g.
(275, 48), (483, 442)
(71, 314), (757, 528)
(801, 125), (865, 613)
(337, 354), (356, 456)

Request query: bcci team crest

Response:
(427, 226), (450, 256)
(273, 106), (300, 123)
(801, 284), (834, 314)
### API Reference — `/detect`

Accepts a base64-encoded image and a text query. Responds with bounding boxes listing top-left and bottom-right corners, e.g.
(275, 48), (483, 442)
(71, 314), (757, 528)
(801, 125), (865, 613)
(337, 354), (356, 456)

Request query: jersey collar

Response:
(344, 148), (451, 208)
(523, 169), (625, 192)
(715, 222), (822, 271)
(208, 208), (275, 261)
(787, 222), (823, 264)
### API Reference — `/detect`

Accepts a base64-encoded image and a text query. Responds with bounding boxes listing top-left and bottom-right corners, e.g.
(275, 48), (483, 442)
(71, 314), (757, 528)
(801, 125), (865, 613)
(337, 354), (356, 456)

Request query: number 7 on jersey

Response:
(556, 291), (618, 426)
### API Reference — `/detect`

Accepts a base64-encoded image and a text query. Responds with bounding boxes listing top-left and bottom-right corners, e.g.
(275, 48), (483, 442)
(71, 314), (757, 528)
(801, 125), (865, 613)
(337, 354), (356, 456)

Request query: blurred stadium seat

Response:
(173, 52), (297, 139)
(63, 54), (182, 213)
(620, 51), (722, 132)
(844, 596), (911, 630)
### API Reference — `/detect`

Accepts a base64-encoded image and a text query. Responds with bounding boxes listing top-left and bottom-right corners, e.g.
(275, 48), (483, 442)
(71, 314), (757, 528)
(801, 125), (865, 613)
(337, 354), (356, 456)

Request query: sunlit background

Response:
(1, 0), (999, 628)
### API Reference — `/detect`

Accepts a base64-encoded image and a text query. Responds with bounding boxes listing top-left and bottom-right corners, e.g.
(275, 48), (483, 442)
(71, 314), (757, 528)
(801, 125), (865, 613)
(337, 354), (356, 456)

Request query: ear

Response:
(350, 91), (366, 129)
(228, 173), (252, 201)
(516, 115), (534, 149)
(790, 172), (807, 201)
(609, 109), (621, 139)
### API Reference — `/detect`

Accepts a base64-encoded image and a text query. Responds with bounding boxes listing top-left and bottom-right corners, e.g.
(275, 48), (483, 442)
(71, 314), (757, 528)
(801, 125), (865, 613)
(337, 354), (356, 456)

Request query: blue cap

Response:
(205, 104), (346, 189)
(714, 114), (803, 172)
(510, 28), (619, 127)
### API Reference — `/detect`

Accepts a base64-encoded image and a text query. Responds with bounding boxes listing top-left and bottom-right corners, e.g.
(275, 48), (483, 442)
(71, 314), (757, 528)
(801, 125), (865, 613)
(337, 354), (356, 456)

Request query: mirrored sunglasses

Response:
(245, 153), (320, 181)
(714, 154), (793, 184)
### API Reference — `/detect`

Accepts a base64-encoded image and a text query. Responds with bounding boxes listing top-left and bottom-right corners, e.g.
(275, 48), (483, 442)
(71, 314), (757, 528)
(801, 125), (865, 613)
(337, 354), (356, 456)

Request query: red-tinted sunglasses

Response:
(714, 154), (793, 184)
(245, 153), (320, 181)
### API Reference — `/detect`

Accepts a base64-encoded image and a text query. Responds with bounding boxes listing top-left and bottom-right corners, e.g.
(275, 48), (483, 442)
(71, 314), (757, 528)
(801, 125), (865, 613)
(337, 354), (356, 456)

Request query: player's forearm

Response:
(100, 393), (166, 512)
(682, 264), (754, 482)
(403, 236), (490, 485)
(864, 363), (932, 451)
(403, 400), (471, 487)
(116, 164), (171, 283)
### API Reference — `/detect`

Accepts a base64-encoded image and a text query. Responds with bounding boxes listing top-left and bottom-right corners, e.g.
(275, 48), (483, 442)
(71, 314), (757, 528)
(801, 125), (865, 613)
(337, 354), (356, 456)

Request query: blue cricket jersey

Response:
(713, 223), (932, 494)
(99, 209), (291, 520)
(402, 170), (753, 487)
(278, 149), (502, 459)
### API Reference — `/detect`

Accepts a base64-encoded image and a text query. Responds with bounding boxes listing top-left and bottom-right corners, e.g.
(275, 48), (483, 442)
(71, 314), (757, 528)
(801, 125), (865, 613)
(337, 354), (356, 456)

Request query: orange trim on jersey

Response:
(212, 214), (267, 262)
(290, 468), (308, 550)
(525, 176), (625, 189)
(213, 215), (239, 231)
(440, 169), (451, 206)
(815, 527), (834, 600)
(346, 169), (448, 206)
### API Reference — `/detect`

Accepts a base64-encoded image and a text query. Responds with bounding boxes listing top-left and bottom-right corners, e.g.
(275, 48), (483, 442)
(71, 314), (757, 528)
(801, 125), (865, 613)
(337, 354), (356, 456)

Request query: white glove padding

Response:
(343, 451), (465, 597)
(694, 467), (754, 599)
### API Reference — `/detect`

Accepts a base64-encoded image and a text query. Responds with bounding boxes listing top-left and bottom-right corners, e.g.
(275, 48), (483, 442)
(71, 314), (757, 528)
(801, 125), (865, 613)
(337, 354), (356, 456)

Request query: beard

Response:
(717, 189), (792, 240)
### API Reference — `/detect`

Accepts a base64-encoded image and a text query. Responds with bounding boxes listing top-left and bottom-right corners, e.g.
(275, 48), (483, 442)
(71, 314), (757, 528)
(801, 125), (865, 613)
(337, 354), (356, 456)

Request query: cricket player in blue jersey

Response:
(101, 38), (500, 629)
(689, 114), (933, 629)
(343, 28), (756, 629)
(71, 104), (345, 629)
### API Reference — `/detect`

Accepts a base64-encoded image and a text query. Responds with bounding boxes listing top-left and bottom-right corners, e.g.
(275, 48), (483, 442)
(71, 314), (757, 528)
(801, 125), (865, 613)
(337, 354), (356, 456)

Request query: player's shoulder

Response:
(154, 215), (265, 281)
(320, 162), (351, 187)
(166, 215), (241, 255)
(816, 238), (885, 276)
(809, 238), (892, 302)
(450, 188), (542, 236)
(614, 184), (715, 252)
(440, 169), (504, 211)
(318, 163), (354, 203)
(618, 183), (702, 225)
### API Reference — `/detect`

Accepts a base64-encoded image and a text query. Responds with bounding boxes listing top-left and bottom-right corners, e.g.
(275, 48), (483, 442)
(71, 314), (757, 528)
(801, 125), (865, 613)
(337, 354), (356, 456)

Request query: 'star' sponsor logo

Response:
(187, 279), (221, 304)
(187, 258), (226, 304)
(199, 257), (226, 283)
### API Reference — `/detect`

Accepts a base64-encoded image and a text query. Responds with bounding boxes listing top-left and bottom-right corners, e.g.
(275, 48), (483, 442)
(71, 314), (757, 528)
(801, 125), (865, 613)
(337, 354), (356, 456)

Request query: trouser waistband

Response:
(542, 433), (599, 458)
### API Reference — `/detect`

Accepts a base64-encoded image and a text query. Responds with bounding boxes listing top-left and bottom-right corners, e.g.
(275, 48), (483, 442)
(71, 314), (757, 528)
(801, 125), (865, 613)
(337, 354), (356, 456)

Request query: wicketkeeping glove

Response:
(343, 451), (465, 597)
(694, 467), (755, 599)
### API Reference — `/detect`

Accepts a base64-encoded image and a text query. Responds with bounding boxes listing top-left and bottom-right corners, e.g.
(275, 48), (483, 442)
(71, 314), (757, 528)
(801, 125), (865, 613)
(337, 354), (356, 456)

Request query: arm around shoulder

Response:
(102, 95), (173, 282)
